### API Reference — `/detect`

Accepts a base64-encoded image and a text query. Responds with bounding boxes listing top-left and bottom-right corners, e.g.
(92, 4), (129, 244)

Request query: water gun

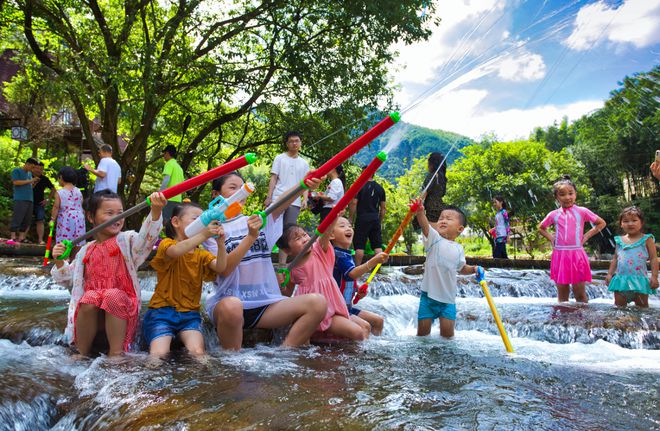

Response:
(57, 153), (257, 259)
(185, 182), (254, 237)
(353, 200), (419, 304)
(278, 152), (388, 287)
(42, 221), (55, 266)
(255, 113), (400, 227)
(476, 266), (514, 353)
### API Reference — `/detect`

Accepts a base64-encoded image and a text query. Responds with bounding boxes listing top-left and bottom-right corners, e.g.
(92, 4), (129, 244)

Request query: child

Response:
(144, 203), (227, 359)
(538, 175), (606, 303)
(52, 190), (166, 357)
(51, 166), (86, 246)
(606, 206), (658, 307)
(204, 171), (327, 350)
(317, 165), (345, 222)
(278, 219), (369, 341)
(415, 200), (481, 338)
(330, 216), (387, 335)
(490, 195), (510, 259)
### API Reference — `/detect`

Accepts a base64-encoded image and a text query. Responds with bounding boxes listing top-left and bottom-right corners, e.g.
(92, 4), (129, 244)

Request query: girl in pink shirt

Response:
(277, 221), (369, 341)
(539, 175), (606, 303)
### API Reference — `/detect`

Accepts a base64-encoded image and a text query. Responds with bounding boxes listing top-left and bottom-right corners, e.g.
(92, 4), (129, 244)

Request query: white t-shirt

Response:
(421, 227), (466, 304)
(204, 213), (284, 322)
(271, 153), (309, 207)
(94, 156), (122, 193)
(322, 178), (344, 209)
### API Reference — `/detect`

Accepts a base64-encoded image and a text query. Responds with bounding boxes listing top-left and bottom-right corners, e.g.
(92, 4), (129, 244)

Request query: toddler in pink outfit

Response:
(277, 220), (369, 341)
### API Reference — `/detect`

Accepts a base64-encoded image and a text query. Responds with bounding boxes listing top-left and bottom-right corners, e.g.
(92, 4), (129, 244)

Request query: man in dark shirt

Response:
(349, 173), (386, 264)
(31, 161), (55, 244)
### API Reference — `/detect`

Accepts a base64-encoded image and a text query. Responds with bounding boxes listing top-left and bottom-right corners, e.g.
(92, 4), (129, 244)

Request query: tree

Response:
(445, 140), (590, 258)
(4, 0), (433, 224)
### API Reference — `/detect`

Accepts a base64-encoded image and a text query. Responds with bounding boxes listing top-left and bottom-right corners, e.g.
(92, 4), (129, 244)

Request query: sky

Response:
(392, 0), (660, 141)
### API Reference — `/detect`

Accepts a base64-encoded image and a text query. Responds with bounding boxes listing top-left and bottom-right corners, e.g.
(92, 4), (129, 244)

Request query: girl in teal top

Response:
(606, 206), (658, 308)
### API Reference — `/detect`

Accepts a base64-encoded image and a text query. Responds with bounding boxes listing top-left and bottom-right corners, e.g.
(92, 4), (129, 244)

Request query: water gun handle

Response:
(59, 239), (73, 260)
(475, 266), (486, 283)
(277, 267), (291, 287)
(353, 283), (369, 304)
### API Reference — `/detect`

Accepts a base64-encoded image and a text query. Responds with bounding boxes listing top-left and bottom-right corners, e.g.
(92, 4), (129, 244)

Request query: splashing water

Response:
(381, 123), (411, 155)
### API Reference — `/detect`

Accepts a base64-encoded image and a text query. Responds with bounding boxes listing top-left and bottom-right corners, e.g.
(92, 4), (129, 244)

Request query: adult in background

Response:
(160, 144), (185, 220)
(413, 152), (447, 231)
(85, 144), (121, 193)
(9, 157), (39, 244)
(317, 165), (345, 222)
(31, 161), (56, 244)
(651, 160), (660, 180)
(350, 171), (386, 265)
(265, 131), (310, 265)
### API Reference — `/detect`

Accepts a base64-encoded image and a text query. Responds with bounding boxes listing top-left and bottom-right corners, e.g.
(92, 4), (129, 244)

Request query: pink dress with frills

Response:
(540, 205), (599, 285)
(292, 241), (349, 331)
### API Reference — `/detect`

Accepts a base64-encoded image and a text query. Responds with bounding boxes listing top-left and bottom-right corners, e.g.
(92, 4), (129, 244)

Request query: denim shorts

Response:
(143, 306), (202, 345)
(33, 203), (46, 222)
(348, 305), (361, 316)
(418, 292), (456, 321)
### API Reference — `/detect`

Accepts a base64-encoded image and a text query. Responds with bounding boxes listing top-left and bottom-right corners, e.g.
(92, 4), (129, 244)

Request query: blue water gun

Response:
(184, 182), (255, 237)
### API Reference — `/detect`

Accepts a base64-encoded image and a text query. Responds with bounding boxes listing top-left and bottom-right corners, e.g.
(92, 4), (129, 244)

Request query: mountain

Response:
(353, 122), (474, 182)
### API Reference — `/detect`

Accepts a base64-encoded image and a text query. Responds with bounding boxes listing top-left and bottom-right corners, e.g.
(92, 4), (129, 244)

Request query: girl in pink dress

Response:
(51, 190), (167, 357)
(277, 221), (369, 341)
(538, 175), (606, 303)
(51, 166), (86, 245)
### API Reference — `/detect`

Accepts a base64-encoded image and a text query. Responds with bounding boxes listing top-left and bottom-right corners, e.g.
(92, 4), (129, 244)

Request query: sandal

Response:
(19, 239), (31, 244)
(5, 239), (18, 245)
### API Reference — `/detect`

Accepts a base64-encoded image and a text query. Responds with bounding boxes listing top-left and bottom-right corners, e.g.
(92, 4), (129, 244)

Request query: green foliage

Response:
(531, 116), (575, 152)
(1, 0), (435, 227)
(445, 140), (589, 258)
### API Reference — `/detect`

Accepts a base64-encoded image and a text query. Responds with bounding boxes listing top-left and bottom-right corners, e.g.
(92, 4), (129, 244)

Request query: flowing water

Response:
(0, 259), (658, 430)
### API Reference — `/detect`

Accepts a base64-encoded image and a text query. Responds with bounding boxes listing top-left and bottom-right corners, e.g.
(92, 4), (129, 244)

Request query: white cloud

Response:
(393, 0), (507, 84)
(403, 88), (602, 141)
(565, 0), (660, 51)
(492, 50), (546, 81)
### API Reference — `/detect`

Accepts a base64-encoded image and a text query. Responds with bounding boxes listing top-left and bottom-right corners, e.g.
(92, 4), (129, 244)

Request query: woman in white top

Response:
(318, 165), (344, 222)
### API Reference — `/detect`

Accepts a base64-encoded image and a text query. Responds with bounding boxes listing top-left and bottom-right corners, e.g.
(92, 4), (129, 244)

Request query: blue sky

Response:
(392, 0), (660, 140)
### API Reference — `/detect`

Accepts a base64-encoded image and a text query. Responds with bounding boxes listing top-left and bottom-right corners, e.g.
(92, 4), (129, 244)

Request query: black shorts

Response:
(353, 217), (383, 250)
(243, 304), (271, 329)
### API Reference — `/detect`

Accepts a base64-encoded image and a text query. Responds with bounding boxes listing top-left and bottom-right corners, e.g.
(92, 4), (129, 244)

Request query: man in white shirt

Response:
(265, 131), (310, 264)
(85, 144), (122, 193)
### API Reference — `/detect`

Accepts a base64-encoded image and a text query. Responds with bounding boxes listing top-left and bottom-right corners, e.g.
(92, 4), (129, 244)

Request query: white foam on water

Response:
(451, 330), (660, 374)
(0, 289), (71, 299)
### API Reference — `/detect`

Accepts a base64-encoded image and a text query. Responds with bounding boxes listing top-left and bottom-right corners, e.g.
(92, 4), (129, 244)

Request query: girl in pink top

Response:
(539, 175), (606, 303)
(277, 221), (369, 341)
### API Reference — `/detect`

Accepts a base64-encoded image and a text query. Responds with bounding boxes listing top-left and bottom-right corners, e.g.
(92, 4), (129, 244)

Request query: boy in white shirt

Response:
(265, 131), (310, 264)
(415, 199), (482, 338)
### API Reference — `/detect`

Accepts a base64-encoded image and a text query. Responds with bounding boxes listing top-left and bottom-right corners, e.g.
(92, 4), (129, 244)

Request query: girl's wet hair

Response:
(165, 202), (202, 239)
(618, 206), (644, 226)
(552, 174), (577, 196)
(211, 171), (244, 192)
(493, 195), (507, 209)
(276, 224), (306, 250)
(86, 190), (122, 218)
(58, 166), (78, 184)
